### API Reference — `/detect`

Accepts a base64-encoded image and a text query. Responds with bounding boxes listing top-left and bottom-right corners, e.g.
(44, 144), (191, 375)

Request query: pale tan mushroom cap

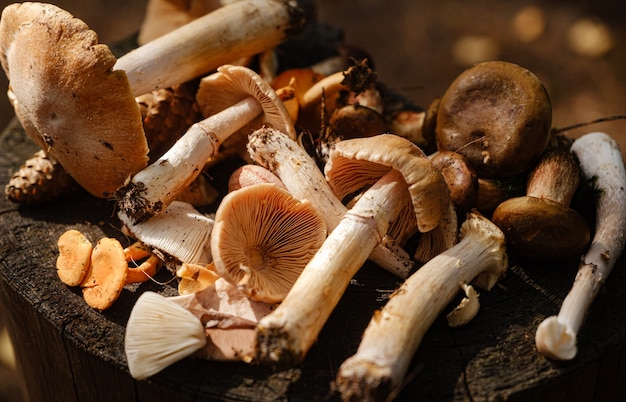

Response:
(196, 64), (297, 140)
(211, 183), (327, 303)
(324, 133), (450, 233)
(0, 2), (149, 198)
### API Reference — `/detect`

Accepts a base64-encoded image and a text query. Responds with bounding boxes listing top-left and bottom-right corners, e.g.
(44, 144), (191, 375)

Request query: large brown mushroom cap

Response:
(211, 183), (327, 304)
(324, 133), (450, 233)
(435, 61), (552, 178)
(0, 2), (148, 198)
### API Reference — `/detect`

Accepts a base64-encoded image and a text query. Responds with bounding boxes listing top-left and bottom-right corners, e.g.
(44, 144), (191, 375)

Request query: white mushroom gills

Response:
(335, 212), (508, 400)
(255, 167), (412, 366)
(115, 0), (307, 96)
(246, 127), (415, 278)
(535, 132), (626, 360)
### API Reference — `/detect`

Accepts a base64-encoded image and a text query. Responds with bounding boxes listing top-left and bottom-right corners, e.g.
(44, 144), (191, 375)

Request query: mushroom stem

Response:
(335, 212), (508, 400)
(247, 127), (414, 278)
(118, 96), (262, 224)
(255, 168), (411, 366)
(116, 0), (308, 96)
(535, 132), (626, 360)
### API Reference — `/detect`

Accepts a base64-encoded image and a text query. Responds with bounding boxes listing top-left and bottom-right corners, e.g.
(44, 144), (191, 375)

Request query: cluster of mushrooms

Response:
(2, 1), (626, 401)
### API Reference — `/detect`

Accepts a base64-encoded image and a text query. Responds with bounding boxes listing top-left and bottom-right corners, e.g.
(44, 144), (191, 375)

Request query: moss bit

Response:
(5, 150), (79, 205)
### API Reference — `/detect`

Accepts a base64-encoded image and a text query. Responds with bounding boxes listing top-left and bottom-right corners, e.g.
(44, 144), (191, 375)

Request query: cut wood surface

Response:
(1, 119), (625, 401)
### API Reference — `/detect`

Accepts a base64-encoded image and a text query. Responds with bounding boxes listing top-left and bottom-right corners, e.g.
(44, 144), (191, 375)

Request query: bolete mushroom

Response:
(436, 61), (552, 178)
(117, 65), (295, 225)
(247, 127), (415, 278)
(211, 182), (327, 303)
(0, 0), (308, 197)
(254, 133), (450, 366)
(335, 211), (508, 400)
(535, 132), (626, 360)
(491, 147), (590, 261)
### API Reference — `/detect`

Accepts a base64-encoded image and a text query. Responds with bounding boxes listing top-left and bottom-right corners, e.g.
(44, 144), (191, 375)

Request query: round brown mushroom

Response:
(211, 183), (327, 303)
(435, 61), (552, 178)
(430, 151), (479, 214)
(491, 147), (590, 261)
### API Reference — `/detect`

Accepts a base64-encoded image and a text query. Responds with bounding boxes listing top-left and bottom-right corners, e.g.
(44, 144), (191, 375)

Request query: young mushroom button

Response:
(436, 60), (552, 178)
(0, 1), (308, 198)
(255, 133), (450, 367)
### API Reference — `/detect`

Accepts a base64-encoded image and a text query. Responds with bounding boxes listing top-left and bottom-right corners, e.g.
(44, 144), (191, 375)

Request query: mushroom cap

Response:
(0, 3), (149, 198)
(210, 183), (327, 303)
(80, 237), (128, 311)
(435, 61), (552, 178)
(430, 150), (479, 213)
(324, 133), (450, 233)
(491, 196), (590, 261)
(196, 64), (297, 141)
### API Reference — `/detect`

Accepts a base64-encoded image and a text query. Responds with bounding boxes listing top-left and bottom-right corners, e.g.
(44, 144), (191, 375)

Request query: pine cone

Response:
(5, 149), (79, 205)
(137, 79), (203, 161)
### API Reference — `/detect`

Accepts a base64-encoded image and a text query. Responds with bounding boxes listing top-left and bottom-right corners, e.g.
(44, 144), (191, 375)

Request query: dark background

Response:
(1, 1), (626, 401)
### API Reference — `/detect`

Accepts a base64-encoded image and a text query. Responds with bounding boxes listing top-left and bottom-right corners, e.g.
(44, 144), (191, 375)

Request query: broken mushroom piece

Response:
(247, 127), (415, 278)
(535, 132), (626, 360)
(335, 212), (508, 401)
(211, 183), (327, 303)
(492, 147), (590, 261)
(436, 60), (552, 178)
(255, 134), (450, 366)
(0, 1), (307, 197)
(117, 65), (295, 225)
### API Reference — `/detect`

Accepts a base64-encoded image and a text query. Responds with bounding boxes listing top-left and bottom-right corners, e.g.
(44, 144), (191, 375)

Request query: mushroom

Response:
(491, 147), (590, 261)
(247, 127), (415, 278)
(429, 151), (479, 215)
(79, 238), (129, 311)
(117, 65), (296, 225)
(56, 229), (93, 287)
(125, 277), (274, 379)
(435, 61), (552, 178)
(124, 242), (164, 284)
(211, 182), (327, 303)
(535, 132), (626, 360)
(121, 200), (214, 265)
(176, 262), (221, 295)
(227, 164), (287, 192)
(0, 0), (308, 197)
(335, 211), (508, 401)
(254, 133), (450, 366)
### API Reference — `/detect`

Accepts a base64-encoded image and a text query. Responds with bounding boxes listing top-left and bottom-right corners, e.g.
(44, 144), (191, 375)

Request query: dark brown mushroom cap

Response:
(491, 196), (590, 261)
(210, 183), (327, 303)
(430, 151), (479, 213)
(0, 2), (149, 198)
(435, 61), (552, 178)
(324, 133), (450, 233)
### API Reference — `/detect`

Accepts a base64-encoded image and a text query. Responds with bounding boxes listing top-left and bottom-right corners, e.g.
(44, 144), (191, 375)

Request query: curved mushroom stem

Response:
(335, 212), (508, 400)
(116, 0), (309, 96)
(118, 96), (262, 224)
(535, 132), (626, 360)
(255, 168), (410, 366)
(247, 127), (414, 278)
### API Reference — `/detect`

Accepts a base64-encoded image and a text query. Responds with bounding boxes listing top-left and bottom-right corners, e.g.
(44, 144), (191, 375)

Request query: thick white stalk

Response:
(255, 169), (410, 365)
(119, 97), (262, 224)
(116, 0), (307, 96)
(536, 132), (626, 360)
(247, 127), (414, 278)
(336, 212), (507, 400)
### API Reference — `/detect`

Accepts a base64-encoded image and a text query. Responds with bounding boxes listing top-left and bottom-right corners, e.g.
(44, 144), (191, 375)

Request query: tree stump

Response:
(1, 118), (625, 401)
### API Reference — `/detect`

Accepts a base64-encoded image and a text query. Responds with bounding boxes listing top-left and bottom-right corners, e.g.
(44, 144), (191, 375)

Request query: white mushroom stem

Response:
(118, 96), (262, 224)
(535, 132), (626, 360)
(255, 168), (411, 366)
(247, 127), (414, 278)
(335, 212), (508, 400)
(116, 0), (307, 96)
